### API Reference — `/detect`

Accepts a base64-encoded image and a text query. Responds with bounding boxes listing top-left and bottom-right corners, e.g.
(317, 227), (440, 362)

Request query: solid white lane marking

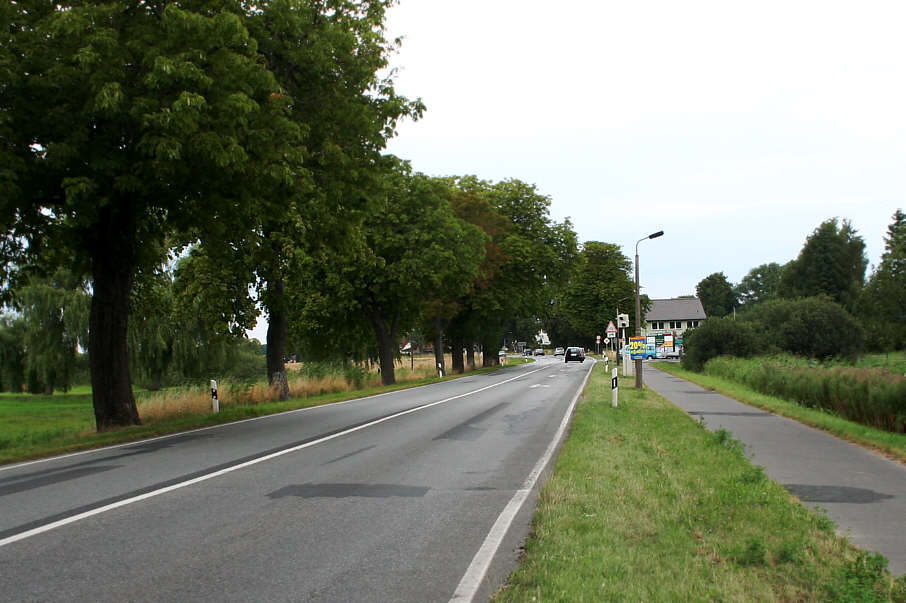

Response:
(0, 366), (550, 548)
(449, 360), (596, 603)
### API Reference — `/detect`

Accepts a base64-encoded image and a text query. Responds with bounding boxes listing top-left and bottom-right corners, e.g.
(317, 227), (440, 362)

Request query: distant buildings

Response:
(643, 297), (707, 337)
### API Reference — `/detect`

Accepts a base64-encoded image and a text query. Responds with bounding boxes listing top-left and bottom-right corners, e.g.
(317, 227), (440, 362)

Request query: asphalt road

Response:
(0, 356), (594, 602)
(644, 363), (906, 576)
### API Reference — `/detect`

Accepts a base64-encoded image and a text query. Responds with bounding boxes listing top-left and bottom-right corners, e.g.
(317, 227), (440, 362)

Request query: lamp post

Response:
(635, 230), (664, 389)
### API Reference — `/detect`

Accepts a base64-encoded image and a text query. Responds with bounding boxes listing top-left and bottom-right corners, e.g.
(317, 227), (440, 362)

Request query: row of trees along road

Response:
(694, 213), (906, 354)
(1, 1), (642, 430)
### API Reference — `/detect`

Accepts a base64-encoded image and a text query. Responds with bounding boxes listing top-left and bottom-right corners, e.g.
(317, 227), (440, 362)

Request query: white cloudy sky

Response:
(381, 0), (905, 299)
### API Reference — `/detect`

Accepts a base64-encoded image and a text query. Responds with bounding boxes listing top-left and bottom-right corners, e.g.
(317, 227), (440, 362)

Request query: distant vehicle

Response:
(553, 347), (565, 356)
(665, 348), (681, 359)
(523, 348), (533, 356)
(564, 346), (585, 363)
(534, 348), (545, 356)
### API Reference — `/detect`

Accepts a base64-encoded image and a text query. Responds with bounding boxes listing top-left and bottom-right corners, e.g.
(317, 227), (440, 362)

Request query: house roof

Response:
(645, 298), (707, 321)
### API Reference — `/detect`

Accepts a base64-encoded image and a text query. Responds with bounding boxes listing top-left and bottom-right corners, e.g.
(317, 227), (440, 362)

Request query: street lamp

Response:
(635, 230), (664, 389)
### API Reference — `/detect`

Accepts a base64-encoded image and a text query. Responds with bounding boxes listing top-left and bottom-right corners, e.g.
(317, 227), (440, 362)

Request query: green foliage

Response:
(4, 0), (307, 425)
(735, 262), (784, 308)
(741, 296), (864, 360)
(550, 241), (634, 349)
(704, 355), (906, 434)
(858, 209), (906, 352)
(0, 315), (26, 392)
(778, 218), (867, 312)
(696, 272), (738, 317)
(449, 177), (578, 360)
(18, 269), (90, 393)
(826, 551), (905, 603)
(290, 164), (487, 382)
(680, 317), (759, 371)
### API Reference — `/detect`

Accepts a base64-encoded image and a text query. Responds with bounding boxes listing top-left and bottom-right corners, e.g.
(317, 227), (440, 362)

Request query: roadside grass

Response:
(852, 351), (906, 374)
(0, 355), (530, 465)
(656, 362), (906, 464)
(496, 367), (906, 601)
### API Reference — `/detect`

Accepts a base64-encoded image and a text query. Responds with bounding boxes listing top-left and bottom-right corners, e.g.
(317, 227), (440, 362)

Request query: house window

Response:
(669, 321), (682, 329)
(686, 320), (700, 328)
(650, 321), (664, 330)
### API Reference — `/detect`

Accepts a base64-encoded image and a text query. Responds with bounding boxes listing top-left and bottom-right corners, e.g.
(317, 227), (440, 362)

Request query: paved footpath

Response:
(644, 364), (906, 576)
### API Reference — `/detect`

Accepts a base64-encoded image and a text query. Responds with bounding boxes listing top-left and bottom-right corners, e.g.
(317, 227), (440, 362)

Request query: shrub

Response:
(741, 296), (864, 360)
(681, 317), (759, 371)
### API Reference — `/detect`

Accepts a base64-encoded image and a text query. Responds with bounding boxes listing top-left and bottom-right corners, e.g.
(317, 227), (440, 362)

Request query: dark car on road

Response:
(564, 347), (585, 363)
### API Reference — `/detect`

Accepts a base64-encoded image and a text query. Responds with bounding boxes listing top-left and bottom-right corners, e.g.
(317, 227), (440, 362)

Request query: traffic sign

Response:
(603, 338), (610, 345)
(606, 321), (617, 336)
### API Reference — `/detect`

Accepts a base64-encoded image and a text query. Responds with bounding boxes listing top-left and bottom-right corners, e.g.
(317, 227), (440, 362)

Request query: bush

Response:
(741, 296), (864, 360)
(704, 355), (906, 433)
(681, 317), (759, 371)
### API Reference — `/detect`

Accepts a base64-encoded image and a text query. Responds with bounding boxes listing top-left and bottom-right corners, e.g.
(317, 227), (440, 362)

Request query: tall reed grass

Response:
(704, 355), (906, 434)
(136, 355), (475, 424)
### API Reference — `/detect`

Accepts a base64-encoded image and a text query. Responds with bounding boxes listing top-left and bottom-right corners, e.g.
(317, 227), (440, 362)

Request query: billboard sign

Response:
(629, 336), (646, 360)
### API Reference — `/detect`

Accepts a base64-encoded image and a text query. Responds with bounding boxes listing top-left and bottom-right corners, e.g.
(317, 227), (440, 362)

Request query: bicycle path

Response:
(643, 364), (906, 576)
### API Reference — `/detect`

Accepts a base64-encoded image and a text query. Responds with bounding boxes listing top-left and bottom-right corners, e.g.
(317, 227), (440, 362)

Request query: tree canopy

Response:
(778, 218), (867, 312)
(695, 272), (737, 318)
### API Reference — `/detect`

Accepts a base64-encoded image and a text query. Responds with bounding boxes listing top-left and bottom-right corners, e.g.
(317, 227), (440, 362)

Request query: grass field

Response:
(0, 354), (530, 465)
(657, 361), (906, 464)
(495, 366), (906, 601)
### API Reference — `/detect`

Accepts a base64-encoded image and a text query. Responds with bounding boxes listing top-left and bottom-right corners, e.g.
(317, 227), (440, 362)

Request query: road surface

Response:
(0, 356), (594, 601)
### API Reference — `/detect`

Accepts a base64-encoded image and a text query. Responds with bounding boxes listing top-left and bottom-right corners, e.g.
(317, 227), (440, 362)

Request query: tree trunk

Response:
(90, 259), (140, 430)
(149, 367), (163, 392)
(265, 278), (290, 401)
(466, 343), (475, 370)
(432, 316), (445, 376)
(451, 337), (465, 374)
(481, 336), (498, 367)
(369, 309), (397, 386)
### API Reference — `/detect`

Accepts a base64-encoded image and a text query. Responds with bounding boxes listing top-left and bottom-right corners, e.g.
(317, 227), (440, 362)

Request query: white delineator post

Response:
(211, 379), (219, 413)
(611, 368), (619, 408)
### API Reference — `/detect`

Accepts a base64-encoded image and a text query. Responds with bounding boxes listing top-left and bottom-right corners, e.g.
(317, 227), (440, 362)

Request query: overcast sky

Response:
(381, 0), (905, 299)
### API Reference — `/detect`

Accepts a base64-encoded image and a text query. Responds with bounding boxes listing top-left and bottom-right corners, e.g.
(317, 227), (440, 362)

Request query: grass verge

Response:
(656, 362), (906, 464)
(0, 358), (529, 466)
(495, 367), (906, 601)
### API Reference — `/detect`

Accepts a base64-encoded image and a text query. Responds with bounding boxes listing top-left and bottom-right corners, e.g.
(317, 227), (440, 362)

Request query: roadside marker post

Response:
(210, 379), (219, 413)
(611, 368), (618, 408)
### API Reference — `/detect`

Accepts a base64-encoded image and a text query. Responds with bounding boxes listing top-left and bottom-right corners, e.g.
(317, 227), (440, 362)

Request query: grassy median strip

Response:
(495, 366), (905, 601)
(656, 362), (906, 464)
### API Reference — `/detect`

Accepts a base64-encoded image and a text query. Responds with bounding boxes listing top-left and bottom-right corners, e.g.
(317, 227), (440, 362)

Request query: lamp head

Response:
(649, 230), (664, 239)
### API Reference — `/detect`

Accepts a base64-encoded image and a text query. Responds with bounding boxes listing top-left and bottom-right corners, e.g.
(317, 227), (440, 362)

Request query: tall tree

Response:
(3, 0), (305, 428)
(466, 179), (578, 366)
(189, 0), (423, 398)
(19, 269), (90, 394)
(858, 209), (906, 350)
(696, 272), (737, 318)
(549, 241), (635, 349)
(0, 315), (27, 392)
(778, 218), (867, 312)
(291, 164), (486, 385)
(735, 262), (784, 308)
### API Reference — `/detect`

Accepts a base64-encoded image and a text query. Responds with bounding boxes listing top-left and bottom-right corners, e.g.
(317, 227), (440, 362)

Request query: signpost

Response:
(210, 379), (219, 413)
(611, 367), (618, 407)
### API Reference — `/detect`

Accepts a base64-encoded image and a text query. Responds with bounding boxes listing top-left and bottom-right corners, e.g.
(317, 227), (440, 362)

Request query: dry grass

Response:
(136, 354), (486, 424)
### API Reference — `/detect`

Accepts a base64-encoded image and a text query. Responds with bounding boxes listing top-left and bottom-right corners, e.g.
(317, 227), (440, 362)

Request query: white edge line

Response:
(449, 359), (596, 603)
(0, 365), (549, 548)
(0, 363), (539, 473)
